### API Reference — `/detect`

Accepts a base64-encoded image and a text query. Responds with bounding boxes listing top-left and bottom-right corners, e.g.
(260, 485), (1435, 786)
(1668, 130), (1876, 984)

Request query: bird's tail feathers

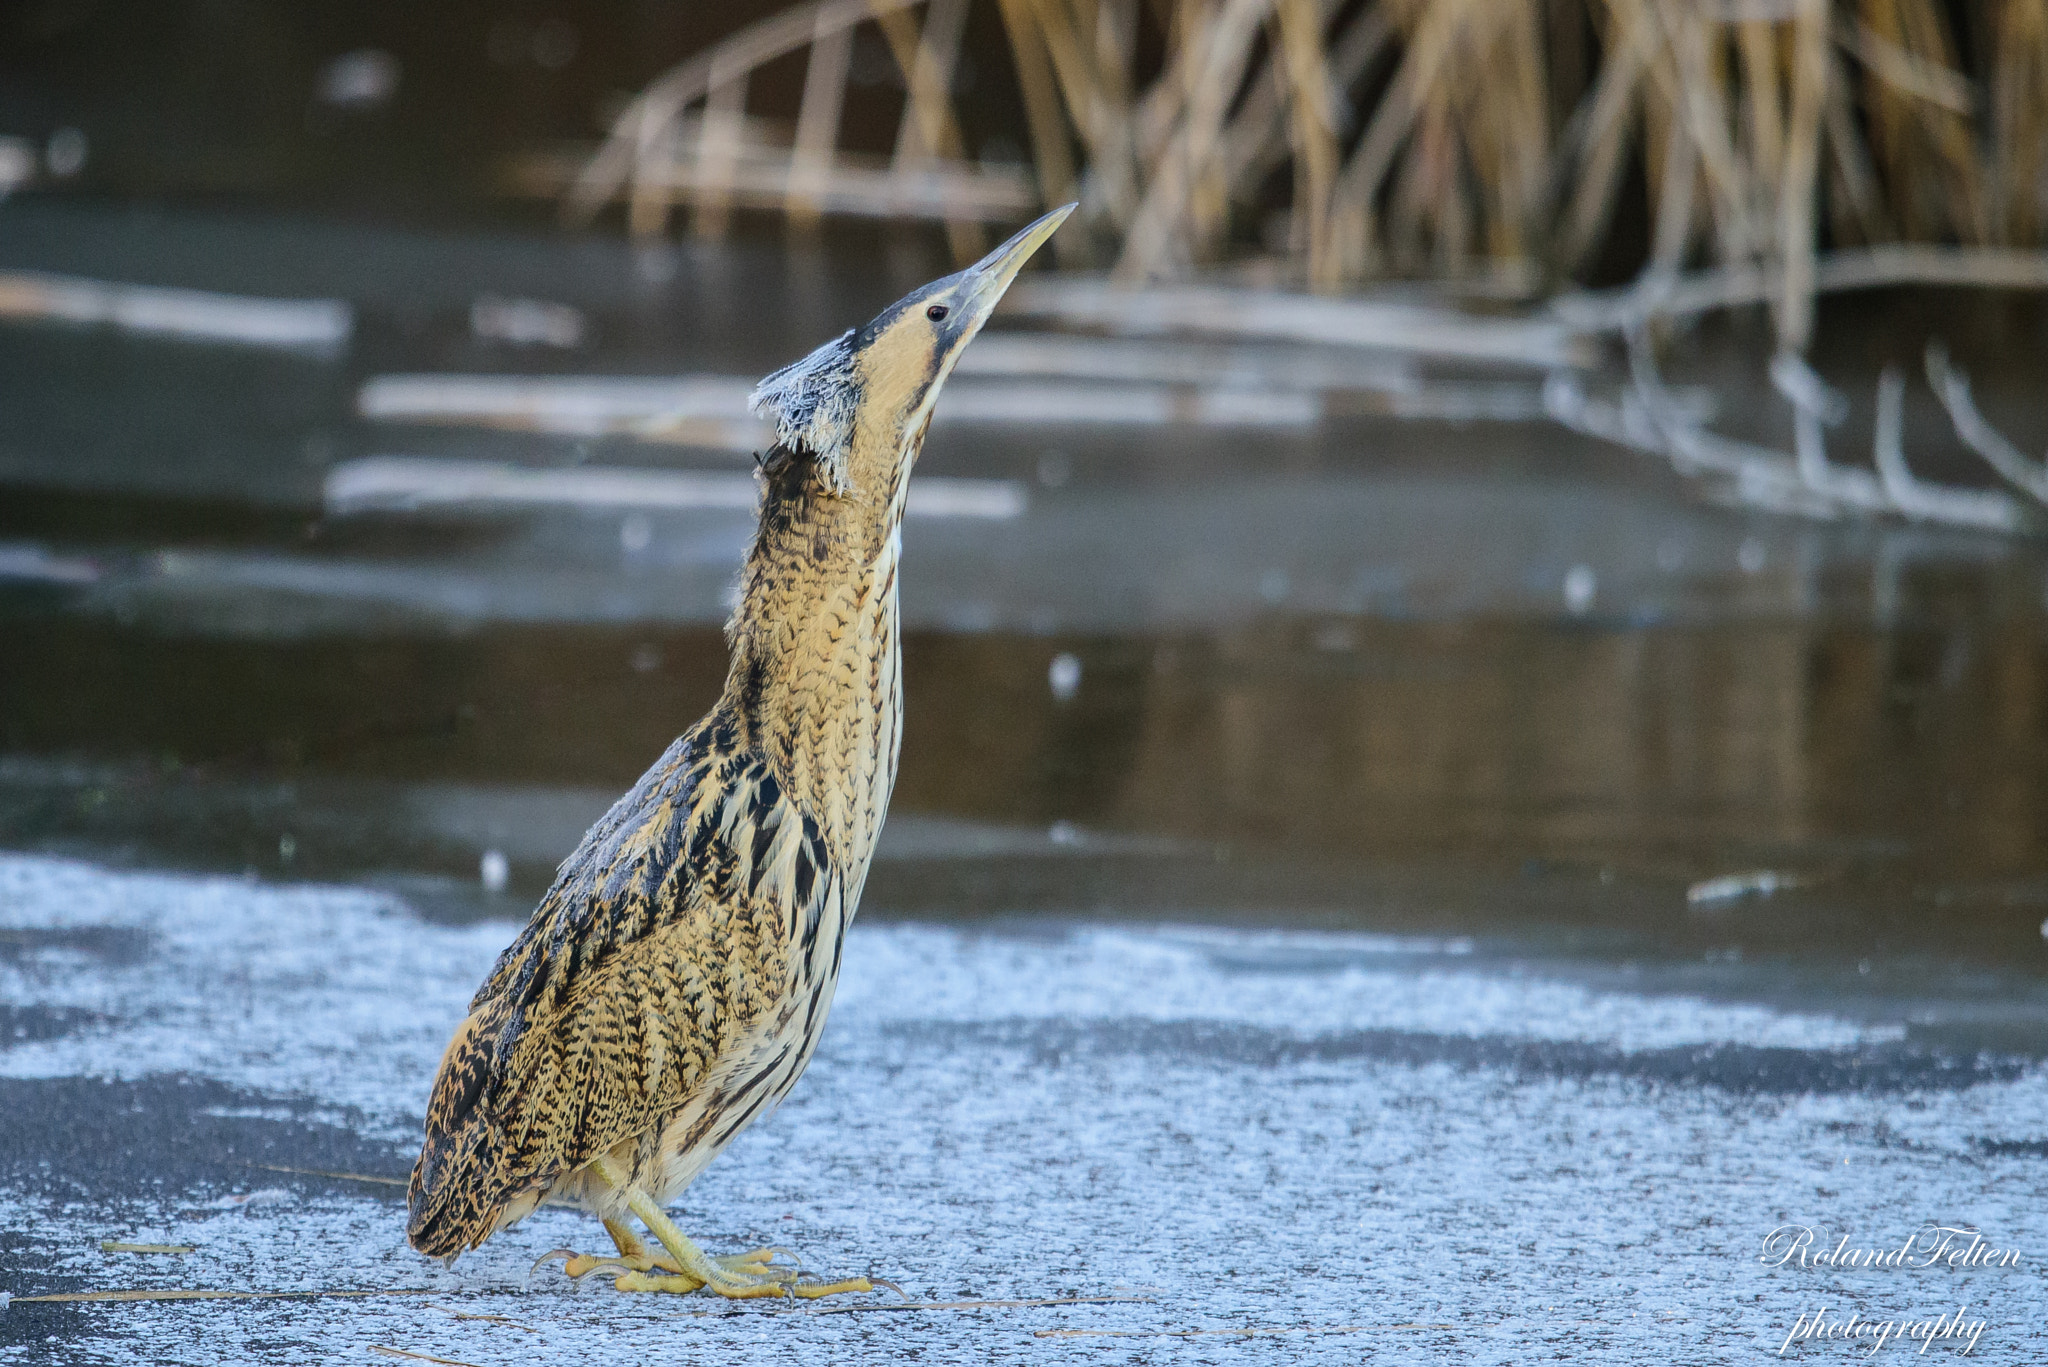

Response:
(408, 1004), (518, 1258)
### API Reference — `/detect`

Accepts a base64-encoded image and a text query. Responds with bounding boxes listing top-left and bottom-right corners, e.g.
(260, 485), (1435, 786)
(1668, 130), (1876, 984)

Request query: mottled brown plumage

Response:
(407, 206), (1073, 1298)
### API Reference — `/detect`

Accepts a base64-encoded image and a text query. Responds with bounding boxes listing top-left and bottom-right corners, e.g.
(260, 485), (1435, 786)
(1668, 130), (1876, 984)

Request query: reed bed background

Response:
(568, 0), (2048, 355)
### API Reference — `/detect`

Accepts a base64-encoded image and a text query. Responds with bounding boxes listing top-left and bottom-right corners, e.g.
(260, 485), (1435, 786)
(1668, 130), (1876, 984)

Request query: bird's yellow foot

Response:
(612, 1268), (877, 1299)
(577, 1243), (873, 1299)
(558, 1160), (884, 1299)
(547, 1219), (789, 1281)
(552, 1243), (790, 1283)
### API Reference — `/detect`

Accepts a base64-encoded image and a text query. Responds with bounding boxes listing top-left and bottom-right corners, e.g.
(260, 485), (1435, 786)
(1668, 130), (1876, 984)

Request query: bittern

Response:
(406, 205), (1074, 1299)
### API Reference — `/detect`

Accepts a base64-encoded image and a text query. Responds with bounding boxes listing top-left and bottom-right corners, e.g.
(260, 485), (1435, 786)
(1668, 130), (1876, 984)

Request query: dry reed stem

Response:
(567, 0), (925, 230)
(1489, 0), (1550, 264)
(688, 65), (748, 240)
(1031, 0), (1142, 222)
(1645, 106), (1698, 285)
(1822, 45), (1890, 243)
(1174, 4), (1236, 258)
(561, 0), (2048, 361)
(1856, 0), (1982, 241)
(1646, 0), (1755, 259)
(13, 1287), (442, 1305)
(786, 15), (853, 227)
(1214, 28), (1287, 189)
(1555, 2), (1653, 272)
(1331, 0), (1480, 275)
(1739, 16), (1785, 186)
(891, 0), (969, 170)
(1839, 16), (1974, 112)
(247, 1163), (407, 1187)
(1777, 0), (1827, 348)
(1133, 6), (1194, 174)
(1988, 0), (2048, 242)
(1223, 0), (1392, 231)
(426, 1304), (539, 1333)
(1116, 0), (1273, 280)
(1429, 2), (1535, 271)
(1088, 0), (1145, 202)
(370, 1349), (483, 1367)
(995, 0), (1079, 217)
(873, 0), (985, 260)
(1204, 0), (1384, 211)
(1385, 98), (1445, 270)
(1274, 0), (1341, 287)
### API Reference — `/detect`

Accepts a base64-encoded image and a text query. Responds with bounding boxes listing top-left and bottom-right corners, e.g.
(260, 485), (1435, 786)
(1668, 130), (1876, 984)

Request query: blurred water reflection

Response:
(1, 200), (2045, 989)
(6, 592), (2048, 967)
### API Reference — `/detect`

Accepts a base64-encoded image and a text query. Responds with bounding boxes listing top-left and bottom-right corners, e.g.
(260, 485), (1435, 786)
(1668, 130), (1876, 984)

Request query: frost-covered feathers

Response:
(749, 329), (860, 493)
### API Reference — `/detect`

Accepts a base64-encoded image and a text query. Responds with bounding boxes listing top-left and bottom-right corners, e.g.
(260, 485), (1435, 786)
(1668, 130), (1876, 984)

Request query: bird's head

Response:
(749, 203), (1075, 499)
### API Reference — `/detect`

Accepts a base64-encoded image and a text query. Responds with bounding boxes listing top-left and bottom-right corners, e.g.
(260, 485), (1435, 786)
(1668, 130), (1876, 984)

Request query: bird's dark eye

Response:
(926, 304), (949, 321)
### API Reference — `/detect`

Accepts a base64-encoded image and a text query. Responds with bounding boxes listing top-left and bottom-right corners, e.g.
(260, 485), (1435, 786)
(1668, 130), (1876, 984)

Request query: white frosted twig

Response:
(1554, 245), (2048, 332)
(1560, 323), (2031, 532)
(1925, 342), (2048, 506)
(1607, 323), (1843, 517)
(1871, 367), (2025, 531)
(1770, 350), (1885, 511)
(1543, 295), (2039, 531)
(1543, 372), (1662, 453)
(0, 271), (350, 353)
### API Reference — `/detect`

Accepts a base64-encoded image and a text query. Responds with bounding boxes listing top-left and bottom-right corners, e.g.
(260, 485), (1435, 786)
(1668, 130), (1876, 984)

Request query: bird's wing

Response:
(407, 716), (838, 1255)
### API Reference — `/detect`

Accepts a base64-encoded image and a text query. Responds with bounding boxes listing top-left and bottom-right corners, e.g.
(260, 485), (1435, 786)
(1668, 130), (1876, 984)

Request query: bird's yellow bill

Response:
(963, 202), (1076, 317)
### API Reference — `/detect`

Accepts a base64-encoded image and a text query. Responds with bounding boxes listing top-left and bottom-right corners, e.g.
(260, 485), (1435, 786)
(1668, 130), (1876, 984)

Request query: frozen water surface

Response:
(1, 854), (2042, 1364)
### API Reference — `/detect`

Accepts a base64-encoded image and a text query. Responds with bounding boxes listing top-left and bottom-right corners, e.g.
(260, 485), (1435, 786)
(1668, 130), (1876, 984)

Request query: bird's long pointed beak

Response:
(961, 202), (1076, 325)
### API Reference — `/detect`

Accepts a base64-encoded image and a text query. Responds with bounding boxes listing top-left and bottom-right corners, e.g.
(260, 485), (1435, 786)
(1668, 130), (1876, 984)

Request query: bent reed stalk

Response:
(560, 1), (2048, 532)
(572, 0), (2048, 342)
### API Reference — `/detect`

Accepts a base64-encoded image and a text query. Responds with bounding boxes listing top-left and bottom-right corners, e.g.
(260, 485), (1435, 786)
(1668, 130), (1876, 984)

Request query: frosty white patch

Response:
(748, 329), (858, 493)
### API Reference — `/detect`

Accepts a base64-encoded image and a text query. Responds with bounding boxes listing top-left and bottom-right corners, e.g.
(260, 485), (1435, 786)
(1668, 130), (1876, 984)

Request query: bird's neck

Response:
(721, 452), (908, 878)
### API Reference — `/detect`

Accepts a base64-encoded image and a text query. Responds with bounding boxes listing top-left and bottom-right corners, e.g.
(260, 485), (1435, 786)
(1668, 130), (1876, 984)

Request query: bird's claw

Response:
(611, 1269), (879, 1299)
(529, 1247), (579, 1277)
(569, 1253), (655, 1280)
(587, 1246), (875, 1299)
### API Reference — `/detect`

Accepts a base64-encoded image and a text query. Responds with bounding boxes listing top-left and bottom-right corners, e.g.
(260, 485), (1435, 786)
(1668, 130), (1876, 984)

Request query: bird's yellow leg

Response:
(604, 1217), (646, 1259)
(557, 1218), (669, 1280)
(586, 1155), (875, 1299)
(553, 1216), (787, 1284)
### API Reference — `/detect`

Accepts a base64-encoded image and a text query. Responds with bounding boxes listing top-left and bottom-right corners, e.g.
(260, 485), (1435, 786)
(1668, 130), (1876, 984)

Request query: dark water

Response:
(2, 197), (2047, 994)
(7, 597), (2048, 969)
